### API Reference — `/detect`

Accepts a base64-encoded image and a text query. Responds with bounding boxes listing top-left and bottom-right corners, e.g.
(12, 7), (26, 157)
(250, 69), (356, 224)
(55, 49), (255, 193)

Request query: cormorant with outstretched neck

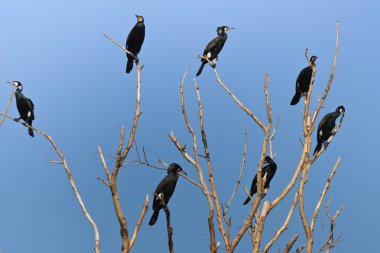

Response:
(149, 163), (186, 225)
(10, 81), (35, 137)
(243, 156), (277, 205)
(196, 26), (234, 76)
(313, 105), (345, 155)
(290, 55), (317, 105)
(125, 15), (145, 73)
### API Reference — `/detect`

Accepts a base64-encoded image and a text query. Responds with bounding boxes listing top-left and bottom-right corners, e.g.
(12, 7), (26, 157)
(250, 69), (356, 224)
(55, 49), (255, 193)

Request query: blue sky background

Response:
(1, 0), (379, 252)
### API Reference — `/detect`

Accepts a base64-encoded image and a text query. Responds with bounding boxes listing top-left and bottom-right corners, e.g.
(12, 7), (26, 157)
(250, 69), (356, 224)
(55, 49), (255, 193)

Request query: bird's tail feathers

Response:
(28, 120), (34, 137)
(313, 142), (323, 156)
(290, 92), (301, 105)
(126, 58), (134, 73)
(149, 210), (159, 225)
(243, 196), (251, 205)
(196, 62), (206, 76)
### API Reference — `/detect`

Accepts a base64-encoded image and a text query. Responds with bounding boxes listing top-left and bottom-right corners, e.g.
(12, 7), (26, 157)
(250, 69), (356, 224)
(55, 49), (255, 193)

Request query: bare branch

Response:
(310, 158), (341, 233)
(319, 204), (344, 253)
(269, 117), (280, 158)
(98, 145), (111, 182)
(224, 129), (248, 216)
(312, 22), (340, 124)
(97, 177), (111, 187)
(103, 33), (137, 60)
(0, 91), (15, 128)
(194, 79), (230, 248)
(212, 67), (266, 131)
(263, 191), (299, 253)
(130, 194), (149, 248)
(175, 68), (218, 252)
(47, 159), (63, 165)
(283, 234), (299, 253)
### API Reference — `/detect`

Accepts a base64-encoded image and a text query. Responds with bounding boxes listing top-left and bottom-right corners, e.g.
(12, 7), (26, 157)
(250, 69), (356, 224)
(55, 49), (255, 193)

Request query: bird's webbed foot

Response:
(211, 63), (217, 68)
(14, 118), (20, 122)
(22, 122), (28, 127)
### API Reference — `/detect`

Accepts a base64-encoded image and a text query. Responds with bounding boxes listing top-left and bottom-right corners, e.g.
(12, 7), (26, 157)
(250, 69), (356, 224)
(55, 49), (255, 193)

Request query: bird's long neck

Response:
(15, 90), (23, 99)
(168, 171), (179, 181)
(332, 111), (341, 119)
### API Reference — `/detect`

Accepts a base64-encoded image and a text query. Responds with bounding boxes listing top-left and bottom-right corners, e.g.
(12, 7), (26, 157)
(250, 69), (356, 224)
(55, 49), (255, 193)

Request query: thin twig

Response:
(212, 68), (266, 131)
(310, 158), (341, 233)
(312, 22), (340, 124)
(224, 129), (248, 215)
(0, 91), (15, 128)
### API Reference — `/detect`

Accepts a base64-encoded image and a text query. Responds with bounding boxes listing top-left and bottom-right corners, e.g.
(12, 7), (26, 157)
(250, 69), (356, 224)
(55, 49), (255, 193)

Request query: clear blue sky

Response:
(1, 0), (378, 252)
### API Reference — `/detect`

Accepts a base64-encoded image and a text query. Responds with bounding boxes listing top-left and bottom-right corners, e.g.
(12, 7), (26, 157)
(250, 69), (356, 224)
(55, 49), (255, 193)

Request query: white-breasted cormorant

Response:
(290, 56), (317, 105)
(196, 26), (234, 76)
(313, 105), (345, 155)
(10, 81), (35, 137)
(243, 156), (277, 205)
(125, 15), (145, 74)
(149, 163), (185, 225)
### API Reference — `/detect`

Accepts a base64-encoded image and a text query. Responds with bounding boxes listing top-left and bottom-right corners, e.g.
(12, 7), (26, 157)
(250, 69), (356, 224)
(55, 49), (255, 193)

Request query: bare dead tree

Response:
(169, 22), (344, 253)
(0, 94), (100, 253)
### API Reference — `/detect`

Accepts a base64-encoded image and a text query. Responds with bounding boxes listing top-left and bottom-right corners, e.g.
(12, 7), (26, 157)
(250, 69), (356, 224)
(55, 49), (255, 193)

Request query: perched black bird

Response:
(125, 15), (145, 73)
(313, 105), (345, 155)
(10, 81), (35, 137)
(243, 156), (277, 205)
(196, 26), (234, 76)
(290, 56), (318, 105)
(149, 163), (185, 226)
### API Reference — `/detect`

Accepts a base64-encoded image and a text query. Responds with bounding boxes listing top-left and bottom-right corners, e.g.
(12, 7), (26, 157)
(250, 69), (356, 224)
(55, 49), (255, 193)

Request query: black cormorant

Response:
(196, 26), (234, 76)
(313, 105), (345, 155)
(290, 56), (317, 105)
(243, 156), (277, 205)
(10, 81), (35, 137)
(149, 163), (185, 225)
(125, 15), (145, 74)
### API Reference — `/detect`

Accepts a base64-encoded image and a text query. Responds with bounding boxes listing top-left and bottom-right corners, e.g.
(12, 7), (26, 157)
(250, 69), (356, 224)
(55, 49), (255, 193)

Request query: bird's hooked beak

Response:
(135, 14), (138, 18)
(7, 81), (17, 87)
(226, 27), (235, 31)
(179, 168), (187, 176)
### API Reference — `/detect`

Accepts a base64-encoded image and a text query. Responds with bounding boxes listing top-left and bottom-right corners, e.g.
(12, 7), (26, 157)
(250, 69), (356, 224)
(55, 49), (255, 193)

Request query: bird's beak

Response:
(135, 14), (138, 18)
(180, 169), (187, 176)
(227, 27), (235, 31)
(7, 81), (16, 87)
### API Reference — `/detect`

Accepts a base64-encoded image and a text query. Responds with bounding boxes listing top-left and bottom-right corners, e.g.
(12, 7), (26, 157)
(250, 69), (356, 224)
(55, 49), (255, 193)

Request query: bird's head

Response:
(8, 81), (23, 91)
(135, 15), (144, 23)
(217, 26), (234, 35)
(264, 156), (273, 164)
(310, 55), (318, 64)
(336, 105), (345, 114)
(167, 163), (187, 176)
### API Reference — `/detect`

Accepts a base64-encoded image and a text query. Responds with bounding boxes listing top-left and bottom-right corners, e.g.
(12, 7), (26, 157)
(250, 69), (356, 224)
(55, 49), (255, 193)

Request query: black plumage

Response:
(11, 81), (35, 137)
(149, 163), (185, 226)
(313, 105), (345, 155)
(196, 26), (234, 76)
(290, 56), (318, 105)
(125, 15), (145, 74)
(243, 156), (277, 205)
